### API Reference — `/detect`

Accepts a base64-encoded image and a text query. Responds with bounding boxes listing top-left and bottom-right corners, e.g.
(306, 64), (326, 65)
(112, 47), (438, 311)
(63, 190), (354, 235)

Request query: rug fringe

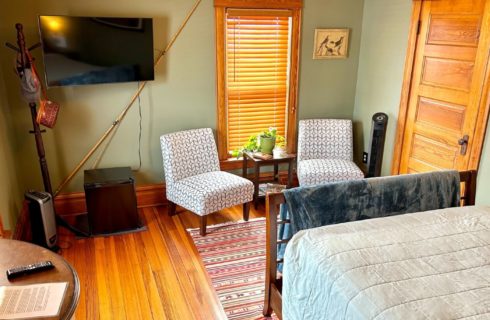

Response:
(186, 217), (266, 232)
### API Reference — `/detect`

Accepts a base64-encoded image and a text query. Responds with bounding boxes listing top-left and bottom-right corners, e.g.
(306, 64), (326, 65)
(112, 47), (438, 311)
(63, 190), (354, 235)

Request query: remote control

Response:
(6, 261), (54, 280)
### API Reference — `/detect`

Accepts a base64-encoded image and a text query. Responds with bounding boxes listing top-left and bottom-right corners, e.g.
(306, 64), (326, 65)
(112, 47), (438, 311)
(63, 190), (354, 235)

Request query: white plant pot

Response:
(273, 147), (286, 158)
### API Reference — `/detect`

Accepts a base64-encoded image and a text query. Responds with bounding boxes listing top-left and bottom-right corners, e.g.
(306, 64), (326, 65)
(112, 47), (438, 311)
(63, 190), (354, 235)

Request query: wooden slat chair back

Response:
(459, 170), (477, 206)
(263, 170), (477, 319)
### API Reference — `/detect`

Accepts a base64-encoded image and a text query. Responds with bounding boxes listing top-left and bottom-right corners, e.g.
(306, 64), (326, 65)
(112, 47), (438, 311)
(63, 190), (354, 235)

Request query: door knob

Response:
(458, 134), (469, 155)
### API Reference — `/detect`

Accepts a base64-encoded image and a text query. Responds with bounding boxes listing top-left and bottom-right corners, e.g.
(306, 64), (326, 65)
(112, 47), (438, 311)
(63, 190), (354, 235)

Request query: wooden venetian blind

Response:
(226, 9), (292, 152)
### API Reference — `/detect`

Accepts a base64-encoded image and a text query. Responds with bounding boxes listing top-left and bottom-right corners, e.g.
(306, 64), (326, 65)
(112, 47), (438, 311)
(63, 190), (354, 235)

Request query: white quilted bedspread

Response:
(283, 206), (490, 320)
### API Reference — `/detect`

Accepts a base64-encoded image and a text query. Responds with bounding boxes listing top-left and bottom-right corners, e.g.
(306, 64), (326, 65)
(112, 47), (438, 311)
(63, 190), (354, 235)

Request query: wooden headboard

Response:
(459, 170), (477, 206)
(263, 170), (477, 319)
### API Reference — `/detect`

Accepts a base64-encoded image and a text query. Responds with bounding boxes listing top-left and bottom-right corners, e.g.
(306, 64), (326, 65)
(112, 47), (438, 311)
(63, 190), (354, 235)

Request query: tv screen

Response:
(38, 16), (154, 87)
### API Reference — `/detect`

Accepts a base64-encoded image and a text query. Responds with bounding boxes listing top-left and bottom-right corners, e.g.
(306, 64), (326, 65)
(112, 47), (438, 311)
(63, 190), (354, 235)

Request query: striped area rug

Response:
(188, 218), (277, 320)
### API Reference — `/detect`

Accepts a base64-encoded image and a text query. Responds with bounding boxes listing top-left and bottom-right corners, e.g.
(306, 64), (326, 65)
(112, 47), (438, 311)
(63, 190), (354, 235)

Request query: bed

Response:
(263, 170), (482, 319)
(283, 205), (490, 319)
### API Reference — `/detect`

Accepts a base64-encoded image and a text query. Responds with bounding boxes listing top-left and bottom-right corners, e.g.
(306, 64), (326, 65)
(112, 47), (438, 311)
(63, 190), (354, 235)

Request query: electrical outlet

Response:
(362, 152), (368, 163)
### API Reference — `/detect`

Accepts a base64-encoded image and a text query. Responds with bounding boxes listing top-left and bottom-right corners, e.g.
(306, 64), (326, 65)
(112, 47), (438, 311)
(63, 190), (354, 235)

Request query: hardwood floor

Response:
(58, 203), (267, 320)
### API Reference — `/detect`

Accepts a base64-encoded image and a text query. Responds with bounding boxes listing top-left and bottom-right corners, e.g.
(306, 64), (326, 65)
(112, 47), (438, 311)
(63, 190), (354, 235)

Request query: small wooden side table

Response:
(242, 152), (296, 208)
(0, 239), (80, 320)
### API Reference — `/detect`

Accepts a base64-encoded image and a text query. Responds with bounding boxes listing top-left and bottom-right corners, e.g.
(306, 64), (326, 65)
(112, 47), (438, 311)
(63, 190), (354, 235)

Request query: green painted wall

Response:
(0, 65), (23, 230)
(299, 0), (364, 120)
(353, 0), (412, 171)
(0, 0), (364, 217)
(353, 0), (490, 205)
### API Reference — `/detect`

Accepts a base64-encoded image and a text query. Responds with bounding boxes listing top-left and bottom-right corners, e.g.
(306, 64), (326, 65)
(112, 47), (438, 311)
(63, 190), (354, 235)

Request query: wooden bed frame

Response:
(263, 170), (478, 319)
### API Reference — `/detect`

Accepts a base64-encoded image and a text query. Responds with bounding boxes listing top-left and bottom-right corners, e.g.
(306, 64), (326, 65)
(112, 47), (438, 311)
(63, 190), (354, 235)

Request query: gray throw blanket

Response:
(277, 171), (461, 272)
(283, 170), (461, 235)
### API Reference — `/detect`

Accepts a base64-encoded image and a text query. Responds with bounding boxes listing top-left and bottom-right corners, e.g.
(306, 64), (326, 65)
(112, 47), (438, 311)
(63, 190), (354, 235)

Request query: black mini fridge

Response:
(84, 167), (143, 235)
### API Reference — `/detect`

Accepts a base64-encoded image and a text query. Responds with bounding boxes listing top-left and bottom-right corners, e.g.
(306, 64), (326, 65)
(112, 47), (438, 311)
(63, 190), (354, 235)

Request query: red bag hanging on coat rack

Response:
(25, 51), (60, 128)
(36, 99), (60, 129)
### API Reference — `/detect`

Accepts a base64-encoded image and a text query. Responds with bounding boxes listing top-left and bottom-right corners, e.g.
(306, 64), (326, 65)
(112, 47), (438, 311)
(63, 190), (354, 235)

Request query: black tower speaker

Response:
(367, 112), (388, 178)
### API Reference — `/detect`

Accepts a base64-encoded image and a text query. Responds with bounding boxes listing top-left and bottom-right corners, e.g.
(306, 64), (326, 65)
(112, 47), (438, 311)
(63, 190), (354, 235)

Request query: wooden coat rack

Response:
(6, 24), (53, 195)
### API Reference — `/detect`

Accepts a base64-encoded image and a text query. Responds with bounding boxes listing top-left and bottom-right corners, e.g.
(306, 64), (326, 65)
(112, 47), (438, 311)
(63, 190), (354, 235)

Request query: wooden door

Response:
(396, 0), (490, 174)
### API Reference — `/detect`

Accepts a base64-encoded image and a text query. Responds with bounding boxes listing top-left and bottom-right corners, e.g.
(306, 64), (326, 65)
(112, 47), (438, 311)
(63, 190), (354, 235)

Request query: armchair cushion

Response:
(167, 171), (253, 216)
(298, 119), (354, 162)
(297, 159), (364, 187)
(160, 128), (220, 184)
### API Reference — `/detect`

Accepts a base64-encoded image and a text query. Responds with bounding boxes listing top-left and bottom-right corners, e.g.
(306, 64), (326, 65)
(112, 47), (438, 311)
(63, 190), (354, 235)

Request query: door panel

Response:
(427, 15), (481, 46)
(421, 57), (474, 91)
(399, 0), (490, 174)
(416, 98), (466, 132)
(408, 158), (439, 173)
(411, 134), (459, 169)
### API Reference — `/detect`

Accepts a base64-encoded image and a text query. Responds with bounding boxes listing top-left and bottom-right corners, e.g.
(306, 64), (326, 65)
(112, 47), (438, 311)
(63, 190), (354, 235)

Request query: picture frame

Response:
(313, 28), (350, 59)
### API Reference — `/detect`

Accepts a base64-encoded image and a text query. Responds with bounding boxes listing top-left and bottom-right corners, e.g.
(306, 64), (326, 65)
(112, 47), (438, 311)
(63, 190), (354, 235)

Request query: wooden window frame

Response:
(215, 0), (303, 164)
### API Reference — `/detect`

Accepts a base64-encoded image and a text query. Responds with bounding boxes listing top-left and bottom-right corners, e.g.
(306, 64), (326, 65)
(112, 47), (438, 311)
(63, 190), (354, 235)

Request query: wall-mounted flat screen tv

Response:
(38, 16), (154, 87)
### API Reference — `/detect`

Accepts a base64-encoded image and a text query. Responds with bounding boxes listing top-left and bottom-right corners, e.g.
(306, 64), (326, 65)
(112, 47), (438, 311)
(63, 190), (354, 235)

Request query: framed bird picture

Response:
(313, 28), (350, 59)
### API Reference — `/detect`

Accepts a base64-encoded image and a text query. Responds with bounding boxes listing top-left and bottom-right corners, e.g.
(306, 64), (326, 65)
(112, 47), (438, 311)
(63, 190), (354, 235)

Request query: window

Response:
(215, 0), (302, 161)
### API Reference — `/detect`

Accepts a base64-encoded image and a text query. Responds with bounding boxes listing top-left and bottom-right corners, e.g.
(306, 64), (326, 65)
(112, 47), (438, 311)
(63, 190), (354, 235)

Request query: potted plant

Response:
(258, 128), (277, 155)
(273, 135), (287, 158)
(230, 128), (282, 158)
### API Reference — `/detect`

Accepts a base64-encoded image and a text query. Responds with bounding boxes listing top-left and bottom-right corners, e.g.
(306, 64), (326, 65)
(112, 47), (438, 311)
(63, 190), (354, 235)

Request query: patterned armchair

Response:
(297, 119), (364, 186)
(160, 128), (253, 235)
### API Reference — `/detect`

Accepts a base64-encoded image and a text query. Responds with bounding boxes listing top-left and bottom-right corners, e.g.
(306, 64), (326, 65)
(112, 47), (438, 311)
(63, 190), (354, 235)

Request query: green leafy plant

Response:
(243, 135), (258, 152)
(230, 127), (285, 158)
(275, 135), (286, 148)
(259, 127), (277, 139)
(230, 135), (257, 158)
(230, 149), (242, 158)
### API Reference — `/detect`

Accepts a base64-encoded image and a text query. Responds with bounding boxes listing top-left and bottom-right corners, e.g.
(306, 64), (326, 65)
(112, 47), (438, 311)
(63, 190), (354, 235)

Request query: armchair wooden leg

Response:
(200, 215), (207, 236)
(243, 202), (250, 221)
(168, 201), (177, 217)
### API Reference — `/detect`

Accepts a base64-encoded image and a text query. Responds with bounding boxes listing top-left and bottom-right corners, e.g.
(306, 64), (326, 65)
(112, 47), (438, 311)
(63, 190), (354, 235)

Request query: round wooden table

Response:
(0, 239), (80, 319)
